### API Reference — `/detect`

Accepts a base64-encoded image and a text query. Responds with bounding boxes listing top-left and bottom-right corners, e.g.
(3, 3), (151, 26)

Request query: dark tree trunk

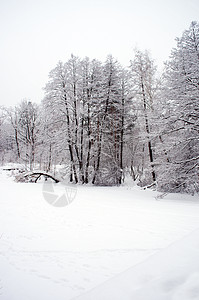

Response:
(141, 80), (156, 182)
(63, 86), (78, 183)
(47, 143), (52, 173)
(14, 128), (20, 159)
(85, 99), (92, 184)
(92, 128), (102, 184)
(118, 83), (125, 184)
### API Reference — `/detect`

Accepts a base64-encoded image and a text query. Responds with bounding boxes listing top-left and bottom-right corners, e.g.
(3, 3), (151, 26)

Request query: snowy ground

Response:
(1, 166), (199, 300)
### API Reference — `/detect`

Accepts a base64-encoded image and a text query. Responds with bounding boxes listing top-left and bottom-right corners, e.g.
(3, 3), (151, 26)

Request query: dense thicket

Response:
(1, 22), (199, 193)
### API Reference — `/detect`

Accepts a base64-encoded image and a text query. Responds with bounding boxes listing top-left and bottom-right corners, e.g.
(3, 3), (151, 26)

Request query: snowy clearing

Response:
(74, 228), (199, 300)
(1, 167), (199, 299)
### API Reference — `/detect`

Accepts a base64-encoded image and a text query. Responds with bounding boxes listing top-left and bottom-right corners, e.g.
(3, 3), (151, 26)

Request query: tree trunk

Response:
(92, 125), (102, 184)
(85, 99), (92, 184)
(119, 83), (125, 184)
(14, 128), (20, 159)
(141, 80), (156, 182)
(63, 87), (78, 183)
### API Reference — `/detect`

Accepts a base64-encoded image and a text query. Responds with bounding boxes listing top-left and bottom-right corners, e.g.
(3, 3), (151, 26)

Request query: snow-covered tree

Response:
(157, 22), (199, 193)
(3, 101), (39, 170)
(17, 100), (39, 170)
(43, 56), (104, 183)
(43, 55), (131, 184)
(2, 24), (198, 193)
(129, 49), (159, 186)
(0, 107), (15, 164)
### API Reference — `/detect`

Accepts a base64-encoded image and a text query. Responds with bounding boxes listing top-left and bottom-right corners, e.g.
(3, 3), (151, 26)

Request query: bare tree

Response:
(130, 50), (158, 185)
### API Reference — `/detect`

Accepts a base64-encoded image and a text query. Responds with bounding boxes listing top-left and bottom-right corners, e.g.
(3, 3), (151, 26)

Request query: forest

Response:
(0, 21), (199, 194)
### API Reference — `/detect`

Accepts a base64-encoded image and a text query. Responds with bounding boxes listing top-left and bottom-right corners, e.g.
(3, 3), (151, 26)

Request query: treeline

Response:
(1, 22), (199, 193)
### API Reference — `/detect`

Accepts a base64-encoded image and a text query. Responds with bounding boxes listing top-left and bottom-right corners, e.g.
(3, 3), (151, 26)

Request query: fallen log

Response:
(24, 172), (60, 183)
(3, 168), (19, 171)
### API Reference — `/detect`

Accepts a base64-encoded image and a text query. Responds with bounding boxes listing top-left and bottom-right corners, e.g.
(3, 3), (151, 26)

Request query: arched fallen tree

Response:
(20, 172), (60, 183)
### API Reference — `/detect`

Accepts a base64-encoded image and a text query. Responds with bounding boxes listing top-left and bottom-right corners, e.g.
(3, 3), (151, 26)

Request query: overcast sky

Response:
(0, 0), (199, 107)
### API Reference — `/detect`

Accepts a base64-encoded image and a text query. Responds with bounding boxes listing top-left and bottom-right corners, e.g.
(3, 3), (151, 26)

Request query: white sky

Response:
(0, 0), (199, 107)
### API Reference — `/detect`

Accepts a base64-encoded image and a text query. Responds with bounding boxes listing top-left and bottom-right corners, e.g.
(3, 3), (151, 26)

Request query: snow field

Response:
(74, 228), (199, 300)
(0, 168), (199, 299)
